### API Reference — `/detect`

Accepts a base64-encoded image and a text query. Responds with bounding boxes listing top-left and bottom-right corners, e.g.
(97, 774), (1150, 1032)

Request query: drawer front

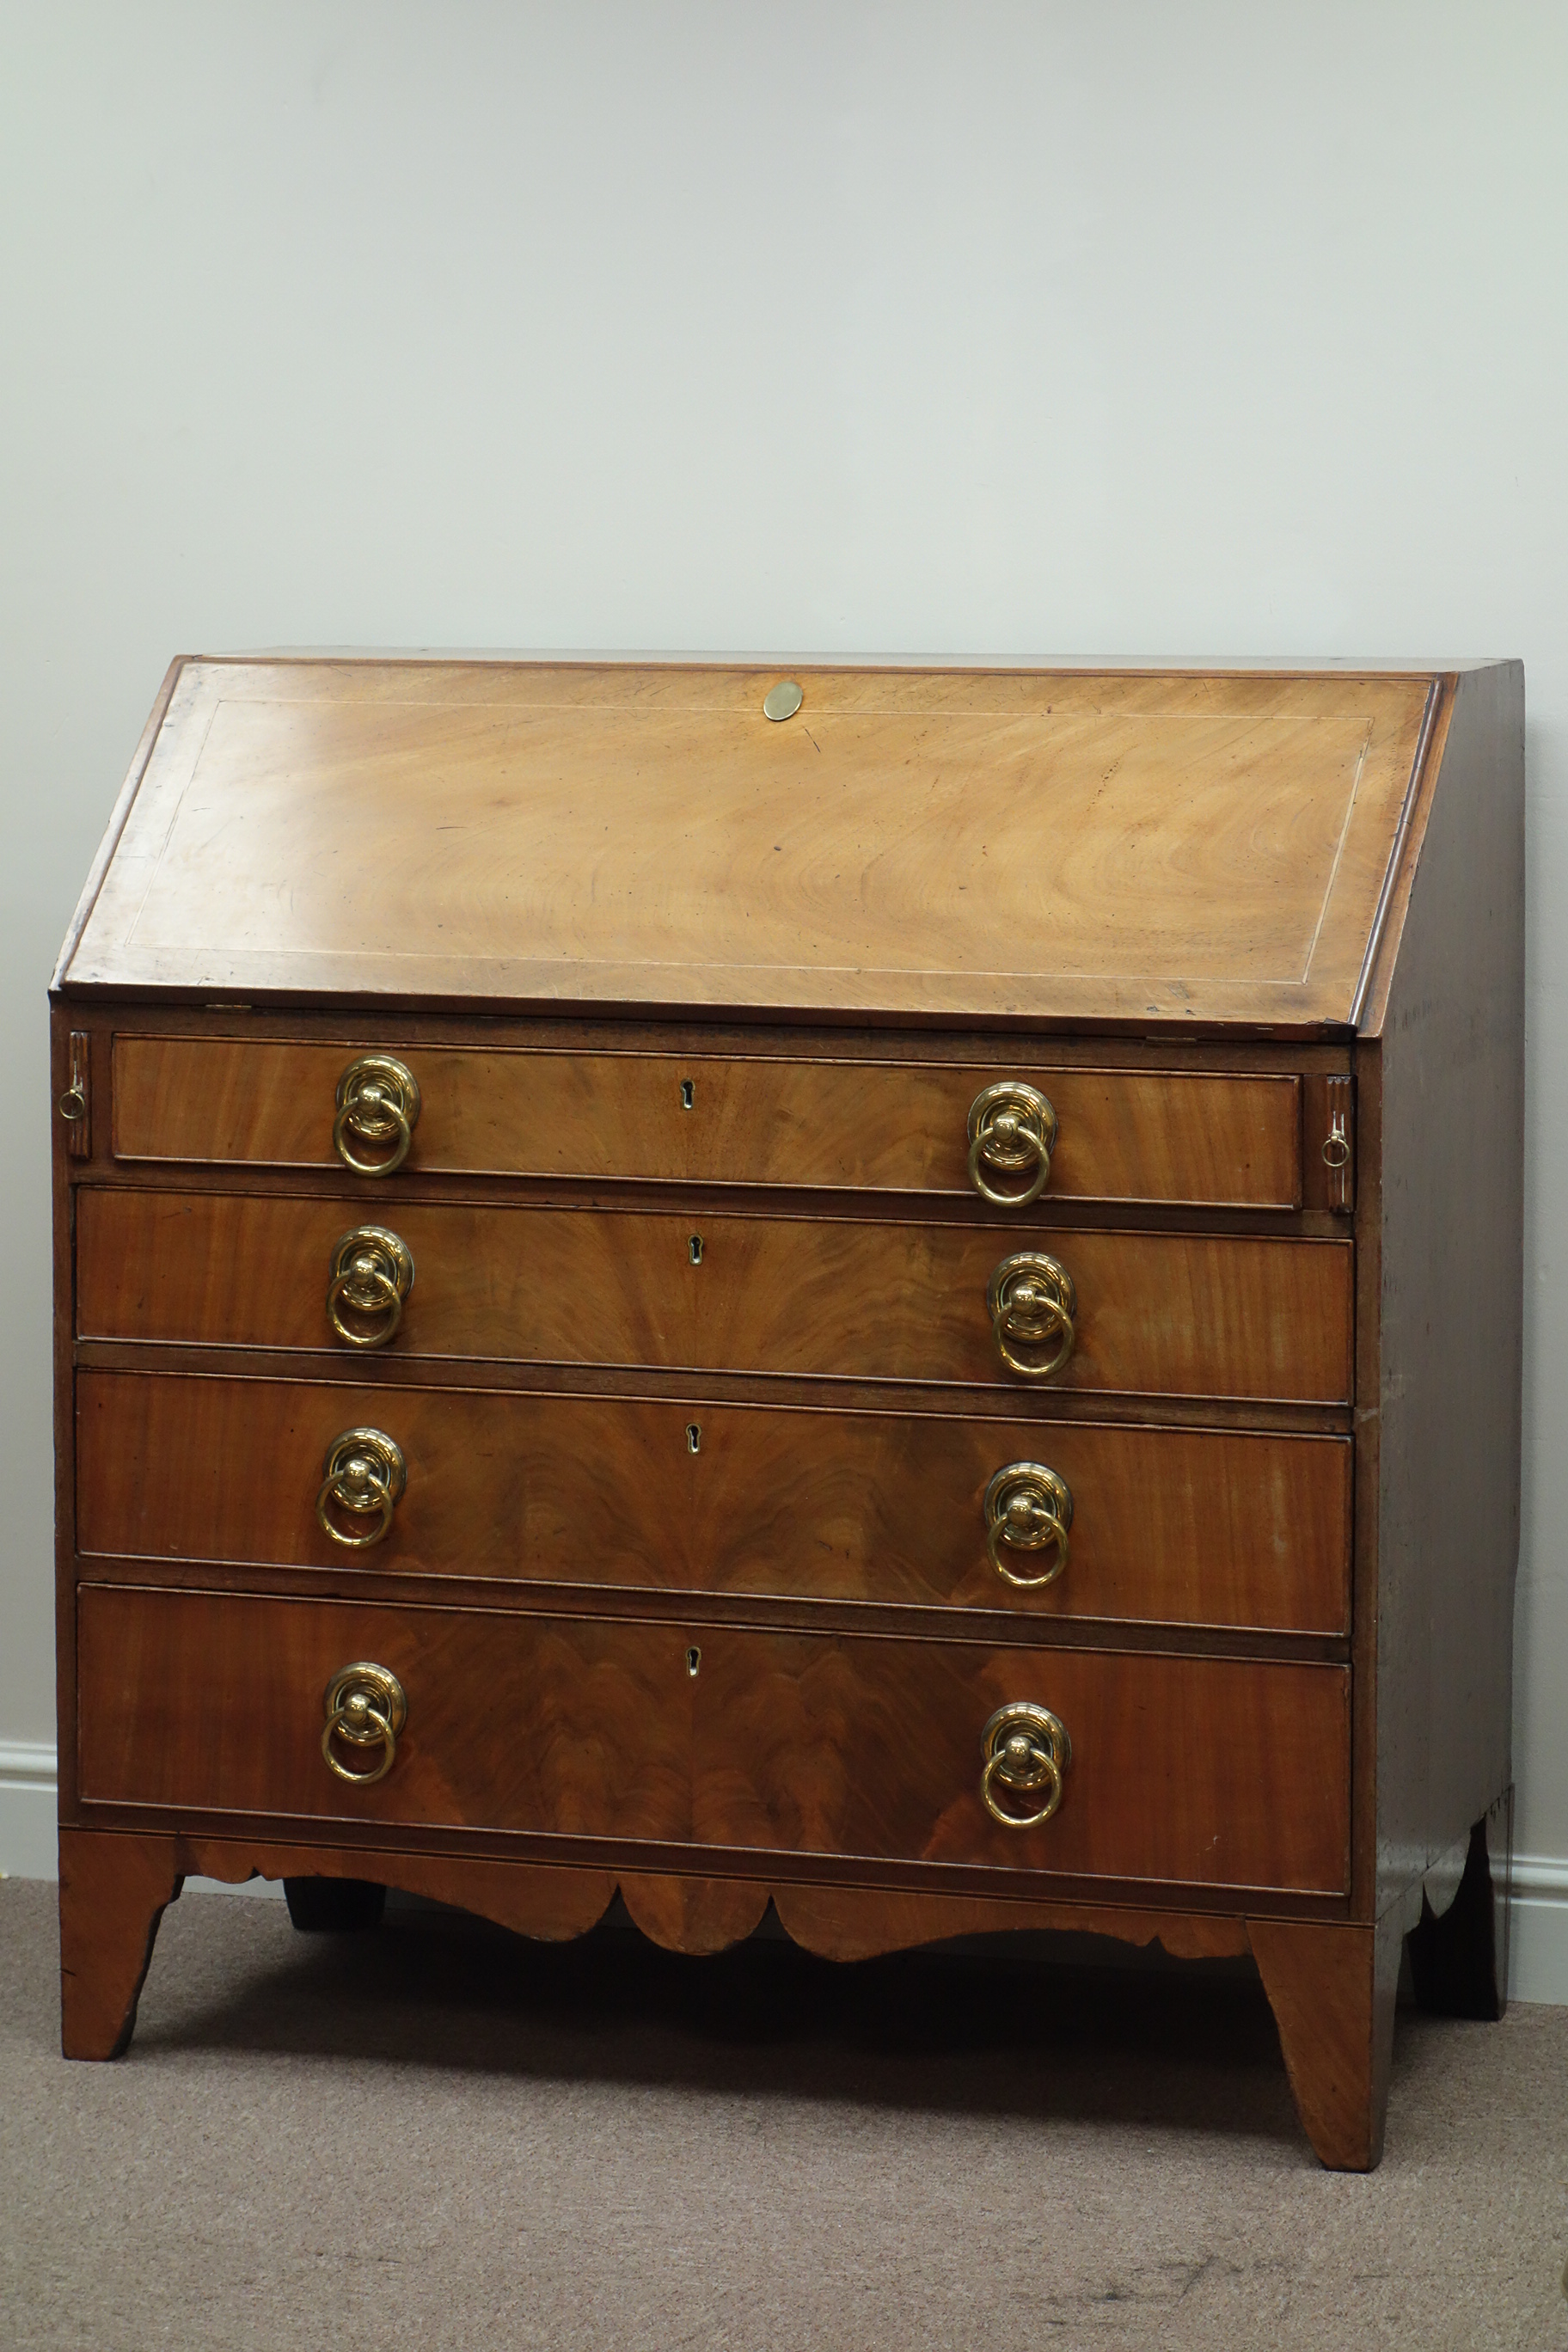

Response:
(113, 1036), (1304, 1209)
(77, 1191), (1354, 1403)
(78, 1371), (1352, 1633)
(77, 1586), (1351, 1893)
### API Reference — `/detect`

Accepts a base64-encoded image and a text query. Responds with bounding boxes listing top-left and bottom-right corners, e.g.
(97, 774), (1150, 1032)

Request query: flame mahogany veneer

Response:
(51, 658), (1523, 2172)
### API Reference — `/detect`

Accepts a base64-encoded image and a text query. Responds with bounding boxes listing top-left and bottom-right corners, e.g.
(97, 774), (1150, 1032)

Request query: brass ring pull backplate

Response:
(334, 1055), (422, 1176)
(980, 1701), (1072, 1828)
(986, 1251), (1077, 1380)
(326, 1224), (415, 1349)
(966, 1081), (1057, 1208)
(321, 1662), (407, 1785)
(315, 1427), (407, 1550)
(983, 1462), (1074, 1587)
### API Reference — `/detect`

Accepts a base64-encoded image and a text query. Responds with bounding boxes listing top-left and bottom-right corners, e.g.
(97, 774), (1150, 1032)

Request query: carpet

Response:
(2, 1877), (1565, 2350)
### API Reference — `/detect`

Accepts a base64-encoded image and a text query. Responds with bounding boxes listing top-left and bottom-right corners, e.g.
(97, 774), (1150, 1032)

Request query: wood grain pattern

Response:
(77, 1370), (1353, 1632)
(76, 1190), (1355, 1403)
(52, 1008), (89, 1818)
(58, 1822), (1379, 2170)
(57, 1826), (1263, 2064)
(58, 1827), (182, 2059)
(93, 995), (1360, 1078)
(76, 1585), (1351, 1893)
(61, 660), (1434, 1029)
(113, 1036), (1303, 1209)
(191, 1837), (618, 1942)
(50, 656), (1525, 2169)
(1248, 1909), (1405, 2171)
(179, 1836), (1252, 1961)
(1363, 663), (1525, 1917)
(618, 1873), (772, 1954)
(767, 1882), (1252, 1963)
(51, 656), (185, 993)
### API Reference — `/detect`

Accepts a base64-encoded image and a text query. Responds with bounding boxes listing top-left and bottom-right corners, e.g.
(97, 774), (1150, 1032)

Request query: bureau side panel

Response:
(1371, 662), (1523, 1913)
(50, 1006), (81, 1817)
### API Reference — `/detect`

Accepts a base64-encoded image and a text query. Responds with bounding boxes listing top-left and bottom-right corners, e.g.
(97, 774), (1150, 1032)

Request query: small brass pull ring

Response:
(987, 1251), (1077, 1380)
(966, 1081), (1057, 1208)
(326, 1225), (415, 1349)
(334, 1055), (421, 1177)
(321, 1663), (407, 1785)
(980, 1701), (1072, 1828)
(983, 1462), (1074, 1587)
(315, 1427), (407, 1550)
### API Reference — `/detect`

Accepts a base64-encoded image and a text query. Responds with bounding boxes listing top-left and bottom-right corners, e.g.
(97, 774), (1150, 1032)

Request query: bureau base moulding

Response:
(56, 1819), (1507, 2176)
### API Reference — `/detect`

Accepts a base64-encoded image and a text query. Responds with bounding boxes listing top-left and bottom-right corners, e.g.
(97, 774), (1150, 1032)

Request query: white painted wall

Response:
(3, 1), (1565, 1989)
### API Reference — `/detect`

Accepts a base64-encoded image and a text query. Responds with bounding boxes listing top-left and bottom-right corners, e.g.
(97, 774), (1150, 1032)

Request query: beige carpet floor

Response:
(2, 1876), (1565, 2351)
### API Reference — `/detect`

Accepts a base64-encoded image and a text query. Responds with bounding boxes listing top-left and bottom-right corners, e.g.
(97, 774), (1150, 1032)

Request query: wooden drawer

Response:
(77, 1191), (1354, 1403)
(77, 1371), (1352, 1633)
(77, 1585), (1351, 1893)
(112, 1036), (1304, 1209)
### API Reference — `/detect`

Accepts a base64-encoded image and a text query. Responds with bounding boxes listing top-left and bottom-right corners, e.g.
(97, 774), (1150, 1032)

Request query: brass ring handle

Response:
(315, 1428), (407, 1550)
(334, 1055), (422, 1177)
(986, 1251), (1077, 1380)
(326, 1225), (415, 1349)
(322, 1701), (395, 1782)
(321, 1663), (407, 1785)
(980, 1701), (1072, 1828)
(966, 1081), (1057, 1209)
(981, 1743), (1062, 1828)
(983, 1463), (1074, 1587)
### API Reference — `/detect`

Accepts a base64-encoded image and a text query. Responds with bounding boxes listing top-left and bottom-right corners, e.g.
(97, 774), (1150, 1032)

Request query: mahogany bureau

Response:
(50, 658), (1523, 2170)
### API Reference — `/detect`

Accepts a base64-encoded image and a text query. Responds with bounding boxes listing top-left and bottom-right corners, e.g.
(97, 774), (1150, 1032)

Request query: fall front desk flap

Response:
(58, 659), (1444, 1032)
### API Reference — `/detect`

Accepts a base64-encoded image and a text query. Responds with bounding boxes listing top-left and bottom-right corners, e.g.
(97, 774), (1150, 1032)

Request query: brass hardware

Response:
(681, 1079), (695, 1110)
(321, 1662), (407, 1785)
(1322, 1074), (1355, 1212)
(983, 1463), (1074, 1587)
(686, 1645), (701, 1676)
(689, 1234), (704, 1265)
(980, 1701), (1072, 1828)
(333, 1054), (421, 1176)
(685, 1424), (701, 1455)
(966, 1081), (1057, 1208)
(763, 679), (803, 722)
(58, 1032), (91, 1158)
(326, 1224), (415, 1349)
(987, 1251), (1077, 1380)
(315, 1428), (407, 1549)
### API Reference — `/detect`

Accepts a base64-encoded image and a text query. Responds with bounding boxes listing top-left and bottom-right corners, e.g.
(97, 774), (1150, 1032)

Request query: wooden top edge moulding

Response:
(56, 656), (1468, 1032)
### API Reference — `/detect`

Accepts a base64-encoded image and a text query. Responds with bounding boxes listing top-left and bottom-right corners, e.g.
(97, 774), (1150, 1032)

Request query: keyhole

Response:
(680, 1079), (695, 1110)
(689, 1234), (703, 1265)
(686, 1645), (701, 1677)
(685, 1423), (701, 1455)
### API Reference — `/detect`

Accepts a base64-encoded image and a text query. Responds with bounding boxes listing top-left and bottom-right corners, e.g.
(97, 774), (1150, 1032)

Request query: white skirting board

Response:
(1508, 1855), (1568, 2004)
(3, 1742), (1565, 1987)
(0, 1743), (58, 1882)
(0, 1743), (283, 1902)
